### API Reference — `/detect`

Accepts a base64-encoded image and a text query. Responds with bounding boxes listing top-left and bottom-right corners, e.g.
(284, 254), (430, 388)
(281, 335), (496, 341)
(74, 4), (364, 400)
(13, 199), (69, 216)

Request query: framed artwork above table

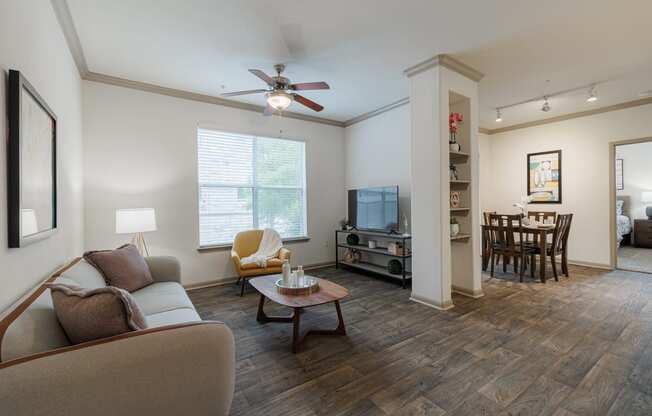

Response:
(527, 149), (562, 204)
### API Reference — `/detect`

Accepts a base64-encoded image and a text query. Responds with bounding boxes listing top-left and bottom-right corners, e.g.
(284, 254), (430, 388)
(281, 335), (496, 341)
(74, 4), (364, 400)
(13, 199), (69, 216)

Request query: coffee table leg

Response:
(292, 307), (301, 353)
(305, 301), (347, 337)
(257, 294), (294, 323)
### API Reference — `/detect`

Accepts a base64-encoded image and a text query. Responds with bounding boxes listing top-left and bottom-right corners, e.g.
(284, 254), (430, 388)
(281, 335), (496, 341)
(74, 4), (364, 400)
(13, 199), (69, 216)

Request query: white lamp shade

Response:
(642, 192), (652, 203)
(21, 209), (38, 237)
(116, 208), (157, 234)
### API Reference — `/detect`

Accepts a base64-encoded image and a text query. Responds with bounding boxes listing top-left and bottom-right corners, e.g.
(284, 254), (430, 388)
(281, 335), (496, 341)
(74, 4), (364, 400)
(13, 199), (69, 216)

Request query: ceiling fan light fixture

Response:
(266, 91), (293, 111)
(495, 108), (503, 122)
(541, 97), (551, 112)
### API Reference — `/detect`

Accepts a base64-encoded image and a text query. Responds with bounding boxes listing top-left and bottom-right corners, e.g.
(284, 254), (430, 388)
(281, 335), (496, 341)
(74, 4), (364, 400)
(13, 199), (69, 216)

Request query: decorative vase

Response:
(346, 233), (359, 246)
(450, 142), (461, 152)
(450, 223), (460, 237)
(387, 259), (403, 275)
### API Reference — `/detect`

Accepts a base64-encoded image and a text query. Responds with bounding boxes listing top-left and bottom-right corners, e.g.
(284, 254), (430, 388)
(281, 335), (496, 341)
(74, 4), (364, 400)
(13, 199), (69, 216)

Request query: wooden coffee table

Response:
(249, 275), (349, 353)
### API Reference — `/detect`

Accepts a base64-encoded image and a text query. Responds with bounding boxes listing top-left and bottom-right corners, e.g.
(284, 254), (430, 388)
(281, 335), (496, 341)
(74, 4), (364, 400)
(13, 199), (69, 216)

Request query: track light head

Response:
(587, 86), (598, 103)
(541, 97), (551, 112)
(495, 109), (502, 122)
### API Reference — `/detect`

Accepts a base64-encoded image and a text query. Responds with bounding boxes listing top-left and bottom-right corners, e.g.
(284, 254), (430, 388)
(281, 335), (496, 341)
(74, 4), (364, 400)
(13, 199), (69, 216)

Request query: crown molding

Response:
(484, 96), (652, 135)
(404, 54), (484, 82)
(84, 72), (346, 127)
(51, 0), (89, 77)
(343, 97), (409, 127)
(51, 0), (345, 128)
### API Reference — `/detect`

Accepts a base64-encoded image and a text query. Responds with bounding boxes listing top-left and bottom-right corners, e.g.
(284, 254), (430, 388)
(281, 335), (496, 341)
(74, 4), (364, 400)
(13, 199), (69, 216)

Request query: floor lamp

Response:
(116, 208), (157, 256)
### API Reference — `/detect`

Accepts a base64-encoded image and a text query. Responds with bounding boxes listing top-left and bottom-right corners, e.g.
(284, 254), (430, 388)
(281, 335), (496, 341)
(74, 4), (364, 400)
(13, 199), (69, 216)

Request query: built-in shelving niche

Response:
(449, 91), (475, 295)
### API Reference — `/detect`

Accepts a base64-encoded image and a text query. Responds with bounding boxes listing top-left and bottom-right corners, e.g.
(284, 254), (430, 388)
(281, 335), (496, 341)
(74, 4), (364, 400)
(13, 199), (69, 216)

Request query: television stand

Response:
(335, 229), (412, 288)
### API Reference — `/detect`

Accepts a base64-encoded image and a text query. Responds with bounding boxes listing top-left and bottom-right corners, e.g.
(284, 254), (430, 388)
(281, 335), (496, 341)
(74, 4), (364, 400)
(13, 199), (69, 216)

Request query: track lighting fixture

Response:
(495, 109), (502, 122)
(586, 86), (598, 103)
(541, 97), (551, 112)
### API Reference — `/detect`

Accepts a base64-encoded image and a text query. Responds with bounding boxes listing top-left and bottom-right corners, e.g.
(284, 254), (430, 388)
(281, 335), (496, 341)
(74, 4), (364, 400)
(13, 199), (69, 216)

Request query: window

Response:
(197, 128), (307, 247)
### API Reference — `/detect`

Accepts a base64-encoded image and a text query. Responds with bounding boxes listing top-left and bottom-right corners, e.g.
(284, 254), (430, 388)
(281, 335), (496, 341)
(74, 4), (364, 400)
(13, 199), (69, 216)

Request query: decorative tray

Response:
(275, 276), (320, 296)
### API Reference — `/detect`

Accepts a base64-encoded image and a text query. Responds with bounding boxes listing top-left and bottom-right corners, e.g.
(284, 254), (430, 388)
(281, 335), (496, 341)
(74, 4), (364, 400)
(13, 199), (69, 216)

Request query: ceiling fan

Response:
(221, 64), (330, 115)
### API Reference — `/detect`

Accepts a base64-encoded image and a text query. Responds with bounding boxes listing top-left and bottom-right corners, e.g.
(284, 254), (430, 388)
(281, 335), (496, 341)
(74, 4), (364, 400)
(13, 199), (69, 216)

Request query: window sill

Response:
(197, 236), (311, 252)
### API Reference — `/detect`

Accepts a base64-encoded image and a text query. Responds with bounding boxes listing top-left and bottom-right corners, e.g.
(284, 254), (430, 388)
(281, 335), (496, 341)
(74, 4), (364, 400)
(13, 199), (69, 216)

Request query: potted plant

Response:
(449, 112), (463, 152)
(450, 217), (460, 237)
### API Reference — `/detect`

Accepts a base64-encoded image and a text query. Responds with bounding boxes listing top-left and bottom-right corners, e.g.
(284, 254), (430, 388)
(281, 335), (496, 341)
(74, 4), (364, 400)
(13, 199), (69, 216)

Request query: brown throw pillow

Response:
(84, 244), (154, 292)
(48, 283), (147, 344)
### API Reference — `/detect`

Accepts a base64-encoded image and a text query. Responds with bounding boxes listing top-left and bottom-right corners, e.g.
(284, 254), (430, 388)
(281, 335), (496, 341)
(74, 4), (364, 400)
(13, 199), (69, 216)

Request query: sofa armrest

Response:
(0, 322), (235, 416)
(145, 256), (181, 283)
(279, 247), (291, 262)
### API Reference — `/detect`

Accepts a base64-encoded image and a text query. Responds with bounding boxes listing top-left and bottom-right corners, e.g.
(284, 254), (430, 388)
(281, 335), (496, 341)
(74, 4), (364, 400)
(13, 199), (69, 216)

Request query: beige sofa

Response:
(0, 256), (235, 416)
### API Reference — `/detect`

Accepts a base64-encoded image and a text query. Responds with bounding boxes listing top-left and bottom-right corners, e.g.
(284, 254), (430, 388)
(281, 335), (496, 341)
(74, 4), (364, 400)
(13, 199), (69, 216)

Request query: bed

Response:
(617, 196), (632, 247)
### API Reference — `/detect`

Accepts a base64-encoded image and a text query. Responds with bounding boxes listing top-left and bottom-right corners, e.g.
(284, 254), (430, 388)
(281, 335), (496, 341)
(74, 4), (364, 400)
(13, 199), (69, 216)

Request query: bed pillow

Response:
(48, 283), (147, 344)
(84, 244), (154, 292)
(616, 200), (624, 216)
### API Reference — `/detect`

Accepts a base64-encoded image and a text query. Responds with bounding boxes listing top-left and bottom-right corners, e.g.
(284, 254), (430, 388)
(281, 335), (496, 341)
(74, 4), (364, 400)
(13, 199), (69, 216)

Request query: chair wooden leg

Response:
(240, 278), (246, 296)
(519, 254), (525, 282)
(490, 253), (495, 277)
(551, 255), (559, 282)
(530, 254), (536, 278)
(503, 255), (508, 273)
(562, 251), (569, 277)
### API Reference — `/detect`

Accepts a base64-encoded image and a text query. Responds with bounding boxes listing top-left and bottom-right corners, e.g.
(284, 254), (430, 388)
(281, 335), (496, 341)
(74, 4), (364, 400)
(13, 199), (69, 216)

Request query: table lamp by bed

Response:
(642, 192), (652, 220)
(116, 208), (157, 256)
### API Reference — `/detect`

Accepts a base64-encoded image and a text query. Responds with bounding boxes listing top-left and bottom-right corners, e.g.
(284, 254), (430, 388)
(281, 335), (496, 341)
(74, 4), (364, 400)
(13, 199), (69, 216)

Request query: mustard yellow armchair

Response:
(231, 230), (291, 296)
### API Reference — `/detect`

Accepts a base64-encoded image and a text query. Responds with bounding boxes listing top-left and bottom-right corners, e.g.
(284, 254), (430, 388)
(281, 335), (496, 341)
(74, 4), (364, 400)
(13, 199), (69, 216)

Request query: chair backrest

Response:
(232, 230), (264, 257)
(528, 211), (557, 224)
(551, 214), (573, 254)
(483, 211), (496, 225)
(489, 214), (523, 252)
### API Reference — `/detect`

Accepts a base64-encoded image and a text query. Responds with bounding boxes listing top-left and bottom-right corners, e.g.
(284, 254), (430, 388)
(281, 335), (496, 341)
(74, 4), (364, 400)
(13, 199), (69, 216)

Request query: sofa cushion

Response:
(84, 244), (154, 292)
(48, 284), (147, 344)
(58, 259), (107, 289)
(130, 282), (194, 315)
(145, 308), (201, 328)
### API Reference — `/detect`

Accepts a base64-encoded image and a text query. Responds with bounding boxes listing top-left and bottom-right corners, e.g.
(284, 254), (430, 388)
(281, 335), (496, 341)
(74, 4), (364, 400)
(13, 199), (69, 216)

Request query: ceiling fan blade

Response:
(221, 89), (268, 97)
(291, 81), (330, 91)
(249, 69), (275, 86)
(263, 104), (274, 116)
(293, 94), (324, 112)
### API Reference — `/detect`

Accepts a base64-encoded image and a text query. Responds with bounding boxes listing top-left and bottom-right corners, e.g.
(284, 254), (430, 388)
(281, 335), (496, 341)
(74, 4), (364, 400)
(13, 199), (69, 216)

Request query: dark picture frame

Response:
(615, 158), (624, 190)
(527, 149), (562, 204)
(7, 70), (58, 248)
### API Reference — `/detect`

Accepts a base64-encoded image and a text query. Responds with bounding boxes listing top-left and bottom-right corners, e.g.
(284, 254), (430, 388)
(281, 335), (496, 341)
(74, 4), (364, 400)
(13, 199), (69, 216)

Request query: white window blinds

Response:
(197, 128), (307, 247)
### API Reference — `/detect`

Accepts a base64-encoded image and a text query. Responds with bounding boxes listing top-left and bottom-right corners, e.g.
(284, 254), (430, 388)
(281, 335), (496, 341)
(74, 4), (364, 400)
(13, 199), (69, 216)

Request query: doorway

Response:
(610, 137), (652, 274)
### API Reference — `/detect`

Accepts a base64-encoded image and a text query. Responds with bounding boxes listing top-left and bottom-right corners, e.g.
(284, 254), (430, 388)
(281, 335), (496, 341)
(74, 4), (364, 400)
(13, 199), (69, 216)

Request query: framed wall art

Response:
(527, 150), (561, 204)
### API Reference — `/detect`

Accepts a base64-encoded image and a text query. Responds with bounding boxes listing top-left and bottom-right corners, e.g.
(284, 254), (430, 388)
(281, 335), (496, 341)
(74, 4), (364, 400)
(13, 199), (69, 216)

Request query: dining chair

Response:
(482, 211), (496, 271)
(488, 214), (536, 281)
(526, 211), (557, 246)
(526, 214), (573, 281)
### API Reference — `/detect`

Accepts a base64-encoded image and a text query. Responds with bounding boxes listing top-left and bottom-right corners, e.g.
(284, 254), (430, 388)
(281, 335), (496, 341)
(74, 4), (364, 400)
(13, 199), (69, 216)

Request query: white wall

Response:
(484, 103), (652, 267)
(344, 104), (411, 226)
(82, 81), (345, 287)
(616, 141), (652, 219)
(0, 0), (84, 312)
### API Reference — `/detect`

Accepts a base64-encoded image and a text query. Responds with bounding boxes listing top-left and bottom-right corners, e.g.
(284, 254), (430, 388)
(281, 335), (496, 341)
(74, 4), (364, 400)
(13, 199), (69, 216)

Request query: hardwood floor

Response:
(188, 265), (652, 415)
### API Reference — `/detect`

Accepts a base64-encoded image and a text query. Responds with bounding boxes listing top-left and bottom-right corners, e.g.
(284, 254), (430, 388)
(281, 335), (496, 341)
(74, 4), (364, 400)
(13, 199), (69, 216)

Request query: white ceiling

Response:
(67, 0), (652, 128)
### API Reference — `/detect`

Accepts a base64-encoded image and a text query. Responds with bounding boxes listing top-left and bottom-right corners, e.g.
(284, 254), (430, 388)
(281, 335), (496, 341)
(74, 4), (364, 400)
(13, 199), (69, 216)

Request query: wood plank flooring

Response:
(188, 265), (652, 415)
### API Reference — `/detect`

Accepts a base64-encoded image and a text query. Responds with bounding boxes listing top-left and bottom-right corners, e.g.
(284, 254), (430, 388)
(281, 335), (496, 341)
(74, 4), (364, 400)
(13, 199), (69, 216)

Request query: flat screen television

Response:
(348, 186), (399, 232)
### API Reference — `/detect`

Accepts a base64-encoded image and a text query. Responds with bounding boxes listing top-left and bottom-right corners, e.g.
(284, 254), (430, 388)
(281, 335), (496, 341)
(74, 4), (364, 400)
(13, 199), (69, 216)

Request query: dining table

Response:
(481, 222), (556, 283)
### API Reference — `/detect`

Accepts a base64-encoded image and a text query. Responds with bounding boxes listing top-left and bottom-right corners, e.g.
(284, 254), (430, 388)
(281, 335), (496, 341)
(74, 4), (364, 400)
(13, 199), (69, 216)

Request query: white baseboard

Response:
(183, 261), (336, 291)
(409, 294), (454, 311)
